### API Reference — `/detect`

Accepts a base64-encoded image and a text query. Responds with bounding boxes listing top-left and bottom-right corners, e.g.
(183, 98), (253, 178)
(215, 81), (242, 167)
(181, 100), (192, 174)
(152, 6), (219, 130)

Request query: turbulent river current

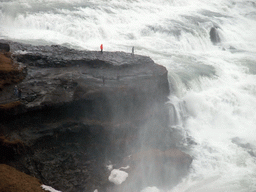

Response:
(1, 0), (256, 191)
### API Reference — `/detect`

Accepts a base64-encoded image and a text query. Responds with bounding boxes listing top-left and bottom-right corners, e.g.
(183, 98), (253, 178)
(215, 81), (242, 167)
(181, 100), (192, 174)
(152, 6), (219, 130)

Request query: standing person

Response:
(100, 44), (103, 53)
(132, 46), (134, 56)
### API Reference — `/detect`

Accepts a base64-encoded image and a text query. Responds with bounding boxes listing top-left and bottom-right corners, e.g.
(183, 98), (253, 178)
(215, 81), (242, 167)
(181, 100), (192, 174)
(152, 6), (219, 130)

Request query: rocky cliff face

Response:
(0, 40), (192, 192)
(1, 40), (169, 120)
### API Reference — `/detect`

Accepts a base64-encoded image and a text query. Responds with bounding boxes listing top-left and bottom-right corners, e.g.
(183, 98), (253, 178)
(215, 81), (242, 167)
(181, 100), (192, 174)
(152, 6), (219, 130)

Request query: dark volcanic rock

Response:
(0, 40), (169, 121)
(0, 40), (192, 192)
(210, 27), (221, 44)
(0, 43), (10, 52)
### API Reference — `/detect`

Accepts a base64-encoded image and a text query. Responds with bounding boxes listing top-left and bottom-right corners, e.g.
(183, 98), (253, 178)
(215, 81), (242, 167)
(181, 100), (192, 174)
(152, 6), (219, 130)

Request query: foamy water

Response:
(1, 0), (256, 191)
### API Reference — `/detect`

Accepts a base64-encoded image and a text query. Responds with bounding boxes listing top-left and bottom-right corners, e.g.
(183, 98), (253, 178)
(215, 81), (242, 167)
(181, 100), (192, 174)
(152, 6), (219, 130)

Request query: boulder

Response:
(210, 27), (221, 44)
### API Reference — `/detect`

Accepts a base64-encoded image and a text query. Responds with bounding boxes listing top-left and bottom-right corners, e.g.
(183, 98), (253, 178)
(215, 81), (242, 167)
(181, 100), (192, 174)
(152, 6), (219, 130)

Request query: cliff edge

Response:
(0, 40), (169, 120)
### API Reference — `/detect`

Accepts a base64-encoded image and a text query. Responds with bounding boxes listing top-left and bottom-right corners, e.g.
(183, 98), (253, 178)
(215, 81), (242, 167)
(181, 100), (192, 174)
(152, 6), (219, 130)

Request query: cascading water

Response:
(1, 0), (256, 191)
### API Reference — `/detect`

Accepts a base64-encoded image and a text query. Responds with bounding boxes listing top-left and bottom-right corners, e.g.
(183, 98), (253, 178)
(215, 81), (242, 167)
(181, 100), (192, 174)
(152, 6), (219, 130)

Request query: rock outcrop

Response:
(0, 40), (169, 121)
(0, 40), (192, 192)
(0, 164), (45, 192)
(210, 27), (221, 44)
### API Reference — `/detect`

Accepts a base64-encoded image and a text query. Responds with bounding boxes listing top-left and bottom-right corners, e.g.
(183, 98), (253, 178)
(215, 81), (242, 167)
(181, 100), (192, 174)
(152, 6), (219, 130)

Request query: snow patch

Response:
(108, 169), (128, 185)
(41, 185), (62, 192)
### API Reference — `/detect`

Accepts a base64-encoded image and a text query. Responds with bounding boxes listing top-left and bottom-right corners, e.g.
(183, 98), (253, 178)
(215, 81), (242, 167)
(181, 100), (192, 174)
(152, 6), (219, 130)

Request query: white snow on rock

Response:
(41, 184), (62, 192)
(119, 165), (130, 170)
(108, 169), (128, 185)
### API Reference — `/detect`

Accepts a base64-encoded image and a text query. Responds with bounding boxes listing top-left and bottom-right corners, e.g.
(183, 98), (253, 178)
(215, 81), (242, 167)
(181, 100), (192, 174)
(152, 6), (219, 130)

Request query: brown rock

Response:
(0, 52), (26, 90)
(0, 135), (26, 162)
(0, 164), (45, 192)
(0, 101), (22, 110)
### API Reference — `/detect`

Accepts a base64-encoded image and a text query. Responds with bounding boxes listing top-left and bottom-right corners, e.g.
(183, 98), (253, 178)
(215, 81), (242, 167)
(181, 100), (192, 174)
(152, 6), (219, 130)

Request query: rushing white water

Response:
(1, 0), (256, 191)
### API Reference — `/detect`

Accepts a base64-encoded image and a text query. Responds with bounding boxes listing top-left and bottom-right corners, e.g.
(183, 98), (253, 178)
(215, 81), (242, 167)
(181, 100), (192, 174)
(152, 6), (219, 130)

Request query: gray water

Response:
(1, 0), (256, 191)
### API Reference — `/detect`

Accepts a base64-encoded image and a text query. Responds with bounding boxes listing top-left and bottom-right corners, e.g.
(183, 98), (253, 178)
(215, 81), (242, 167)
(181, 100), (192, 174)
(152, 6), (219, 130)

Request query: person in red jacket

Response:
(100, 44), (103, 53)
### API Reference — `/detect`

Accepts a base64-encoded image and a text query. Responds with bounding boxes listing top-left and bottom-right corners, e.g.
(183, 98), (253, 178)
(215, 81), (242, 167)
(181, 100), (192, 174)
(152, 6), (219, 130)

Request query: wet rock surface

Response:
(0, 40), (192, 192)
(210, 27), (221, 44)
